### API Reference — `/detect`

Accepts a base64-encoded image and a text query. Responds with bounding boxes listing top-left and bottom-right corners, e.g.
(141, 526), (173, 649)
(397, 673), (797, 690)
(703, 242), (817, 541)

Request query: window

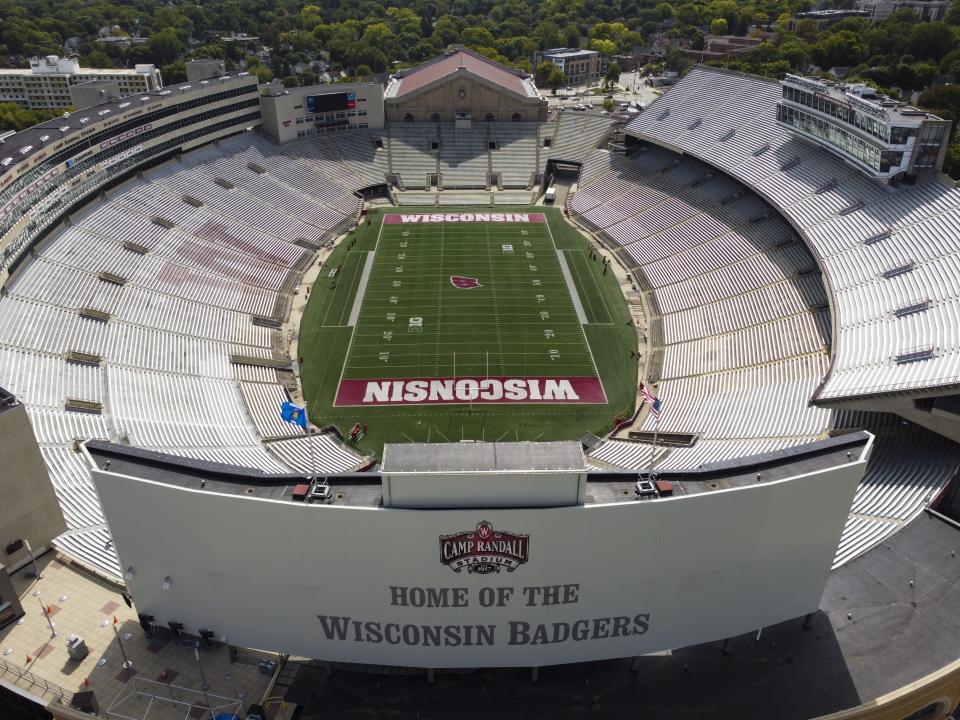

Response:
(485, 113), (495, 122)
(511, 113), (521, 122)
(430, 112), (441, 122)
(403, 113), (413, 122)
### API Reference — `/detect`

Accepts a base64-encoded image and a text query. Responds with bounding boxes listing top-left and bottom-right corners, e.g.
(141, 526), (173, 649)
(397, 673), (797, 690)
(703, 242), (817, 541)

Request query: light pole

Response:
(112, 623), (133, 669)
(194, 643), (210, 691)
(32, 591), (56, 638)
(24, 539), (42, 579)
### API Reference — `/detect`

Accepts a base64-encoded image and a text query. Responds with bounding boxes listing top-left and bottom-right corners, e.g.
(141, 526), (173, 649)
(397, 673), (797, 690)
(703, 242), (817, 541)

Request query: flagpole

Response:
(304, 403), (315, 484)
(649, 414), (659, 481)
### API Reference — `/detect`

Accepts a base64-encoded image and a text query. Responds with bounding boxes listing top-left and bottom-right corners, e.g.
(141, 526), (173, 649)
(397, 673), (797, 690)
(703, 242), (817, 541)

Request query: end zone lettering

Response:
(383, 213), (546, 224)
(334, 376), (607, 406)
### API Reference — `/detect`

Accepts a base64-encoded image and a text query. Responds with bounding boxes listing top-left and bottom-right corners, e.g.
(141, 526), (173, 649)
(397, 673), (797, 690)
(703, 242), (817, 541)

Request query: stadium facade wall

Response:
(816, 658), (960, 720)
(0, 393), (66, 574)
(88, 442), (868, 668)
(385, 73), (547, 124)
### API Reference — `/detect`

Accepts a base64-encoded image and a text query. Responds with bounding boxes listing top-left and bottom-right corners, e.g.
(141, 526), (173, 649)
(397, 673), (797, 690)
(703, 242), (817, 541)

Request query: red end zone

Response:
(335, 376), (607, 406)
(383, 212), (546, 224)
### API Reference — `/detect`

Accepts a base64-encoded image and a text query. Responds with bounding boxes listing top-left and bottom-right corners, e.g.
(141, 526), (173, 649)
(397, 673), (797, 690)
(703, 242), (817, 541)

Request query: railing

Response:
(0, 655), (74, 706)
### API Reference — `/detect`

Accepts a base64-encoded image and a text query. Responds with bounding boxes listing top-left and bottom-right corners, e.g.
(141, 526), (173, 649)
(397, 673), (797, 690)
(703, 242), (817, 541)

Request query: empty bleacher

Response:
(438, 125), (489, 189)
(389, 125), (439, 189)
(489, 123), (540, 188)
(626, 65), (960, 401)
(573, 147), (833, 469)
(0, 141), (366, 577)
(832, 423), (958, 568)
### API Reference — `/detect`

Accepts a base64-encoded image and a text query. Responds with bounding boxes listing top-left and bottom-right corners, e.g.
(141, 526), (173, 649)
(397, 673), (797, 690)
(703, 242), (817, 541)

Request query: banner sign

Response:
(383, 213), (546, 224)
(334, 376), (607, 406)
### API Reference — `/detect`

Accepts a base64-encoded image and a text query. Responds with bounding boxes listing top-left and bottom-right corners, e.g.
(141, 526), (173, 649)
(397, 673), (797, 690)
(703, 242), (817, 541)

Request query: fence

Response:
(0, 655), (74, 706)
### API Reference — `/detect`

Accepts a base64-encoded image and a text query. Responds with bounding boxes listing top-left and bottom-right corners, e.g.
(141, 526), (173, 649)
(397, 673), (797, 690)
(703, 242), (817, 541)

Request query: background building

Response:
(0, 55), (161, 110)
(384, 48), (547, 123)
(68, 79), (121, 110)
(533, 48), (603, 86)
(776, 73), (951, 181)
(185, 58), (226, 82)
(856, 0), (950, 21)
(260, 81), (385, 143)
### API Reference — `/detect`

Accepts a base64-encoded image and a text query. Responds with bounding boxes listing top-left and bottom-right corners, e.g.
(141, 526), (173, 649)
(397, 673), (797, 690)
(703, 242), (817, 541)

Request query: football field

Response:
(299, 208), (636, 453)
(337, 212), (603, 401)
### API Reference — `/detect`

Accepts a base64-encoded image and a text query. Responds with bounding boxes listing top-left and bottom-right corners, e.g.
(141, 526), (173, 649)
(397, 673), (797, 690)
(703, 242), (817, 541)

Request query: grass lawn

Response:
(298, 207), (636, 458)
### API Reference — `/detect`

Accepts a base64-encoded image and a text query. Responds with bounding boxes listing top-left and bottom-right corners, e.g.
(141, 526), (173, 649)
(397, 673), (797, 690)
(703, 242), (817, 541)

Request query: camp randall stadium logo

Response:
(439, 521), (529, 574)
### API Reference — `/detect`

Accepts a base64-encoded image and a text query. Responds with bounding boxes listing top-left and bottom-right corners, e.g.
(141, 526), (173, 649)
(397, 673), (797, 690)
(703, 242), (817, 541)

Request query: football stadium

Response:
(0, 48), (959, 720)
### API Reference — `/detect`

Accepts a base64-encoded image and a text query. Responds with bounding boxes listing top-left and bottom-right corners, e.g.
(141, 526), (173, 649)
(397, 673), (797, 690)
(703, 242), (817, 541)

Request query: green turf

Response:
(298, 207), (637, 457)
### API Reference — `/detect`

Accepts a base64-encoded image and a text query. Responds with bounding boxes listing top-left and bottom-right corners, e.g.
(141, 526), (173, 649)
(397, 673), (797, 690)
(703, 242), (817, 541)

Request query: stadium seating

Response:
(626, 65), (960, 400)
(572, 148), (833, 468)
(547, 114), (612, 167)
(0, 142), (367, 577)
(489, 123), (540, 188)
(438, 125), (490, 189)
(291, 130), (390, 189)
(832, 423), (958, 567)
(388, 125), (440, 189)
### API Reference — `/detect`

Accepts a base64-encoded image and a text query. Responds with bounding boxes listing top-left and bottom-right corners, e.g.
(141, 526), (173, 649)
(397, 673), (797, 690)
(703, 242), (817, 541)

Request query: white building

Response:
(0, 55), (162, 110)
(259, 81), (385, 143)
(856, 0), (950, 21)
(776, 74), (951, 182)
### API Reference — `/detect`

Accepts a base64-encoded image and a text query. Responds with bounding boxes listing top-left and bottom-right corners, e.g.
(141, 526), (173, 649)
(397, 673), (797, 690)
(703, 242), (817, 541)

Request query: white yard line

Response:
(555, 250), (589, 324)
(346, 252), (375, 327)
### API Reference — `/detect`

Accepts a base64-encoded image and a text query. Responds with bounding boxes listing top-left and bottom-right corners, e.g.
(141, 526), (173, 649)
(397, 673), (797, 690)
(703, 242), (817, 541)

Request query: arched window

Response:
(511, 113), (522, 122)
(485, 113), (495, 122)
(403, 113), (413, 122)
(430, 112), (441, 122)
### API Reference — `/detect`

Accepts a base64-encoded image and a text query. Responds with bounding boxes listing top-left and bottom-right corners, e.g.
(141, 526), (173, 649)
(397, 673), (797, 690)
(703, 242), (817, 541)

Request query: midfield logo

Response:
(440, 521), (530, 574)
(450, 275), (482, 289)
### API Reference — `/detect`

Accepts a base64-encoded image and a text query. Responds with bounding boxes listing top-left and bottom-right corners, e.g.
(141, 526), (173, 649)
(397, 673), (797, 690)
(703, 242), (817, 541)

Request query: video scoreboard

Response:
(306, 91), (357, 114)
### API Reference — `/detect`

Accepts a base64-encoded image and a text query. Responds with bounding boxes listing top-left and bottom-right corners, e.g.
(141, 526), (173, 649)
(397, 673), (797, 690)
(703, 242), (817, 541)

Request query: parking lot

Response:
(545, 70), (663, 115)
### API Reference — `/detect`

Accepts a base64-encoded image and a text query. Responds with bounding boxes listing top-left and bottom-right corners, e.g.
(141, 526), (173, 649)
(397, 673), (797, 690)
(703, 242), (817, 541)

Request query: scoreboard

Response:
(306, 91), (357, 113)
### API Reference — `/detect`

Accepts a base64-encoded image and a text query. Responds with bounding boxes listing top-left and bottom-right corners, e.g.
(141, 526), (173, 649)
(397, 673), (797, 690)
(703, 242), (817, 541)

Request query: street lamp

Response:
(32, 590), (56, 638)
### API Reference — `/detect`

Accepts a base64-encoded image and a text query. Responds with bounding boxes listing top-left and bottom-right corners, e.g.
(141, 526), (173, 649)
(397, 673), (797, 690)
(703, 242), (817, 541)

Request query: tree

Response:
(147, 27), (185, 66)
(709, 18), (728, 36)
(918, 83), (960, 122)
(536, 60), (555, 86)
(160, 61), (187, 84)
(589, 38), (617, 54)
(0, 102), (67, 132)
(299, 5), (323, 31)
(602, 98), (615, 112)
(907, 22), (957, 62)
(605, 61), (621, 85)
(462, 26), (496, 48)
(546, 67), (565, 93)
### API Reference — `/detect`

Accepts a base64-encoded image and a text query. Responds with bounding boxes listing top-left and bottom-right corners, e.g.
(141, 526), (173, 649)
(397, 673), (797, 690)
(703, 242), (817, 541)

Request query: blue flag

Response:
(281, 401), (308, 429)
